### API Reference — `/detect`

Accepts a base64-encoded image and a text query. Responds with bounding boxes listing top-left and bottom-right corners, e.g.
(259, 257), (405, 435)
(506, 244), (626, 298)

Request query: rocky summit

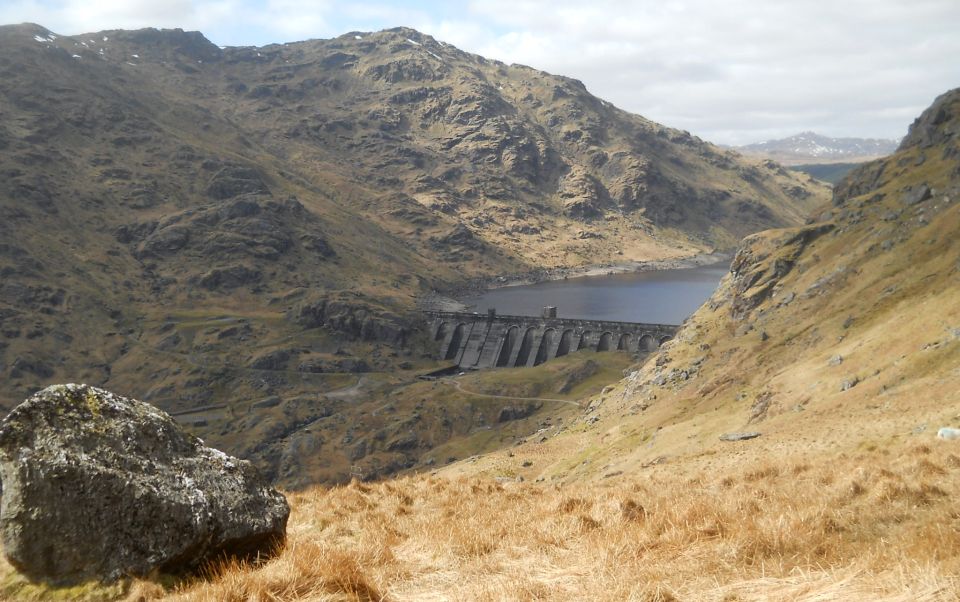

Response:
(0, 383), (289, 584)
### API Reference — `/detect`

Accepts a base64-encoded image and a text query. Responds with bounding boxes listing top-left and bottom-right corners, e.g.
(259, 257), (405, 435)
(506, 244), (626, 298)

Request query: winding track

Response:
(440, 378), (582, 407)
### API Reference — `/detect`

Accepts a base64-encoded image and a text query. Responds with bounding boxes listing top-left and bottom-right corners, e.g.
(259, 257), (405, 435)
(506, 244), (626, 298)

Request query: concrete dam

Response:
(425, 309), (679, 370)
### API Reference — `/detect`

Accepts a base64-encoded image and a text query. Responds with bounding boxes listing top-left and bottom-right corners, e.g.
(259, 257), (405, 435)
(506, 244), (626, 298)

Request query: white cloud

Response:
(251, 0), (334, 40)
(0, 0), (246, 42)
(2, 0), (958, 144)
(1, 0), (224, 32)
(442, 0), (960, 144)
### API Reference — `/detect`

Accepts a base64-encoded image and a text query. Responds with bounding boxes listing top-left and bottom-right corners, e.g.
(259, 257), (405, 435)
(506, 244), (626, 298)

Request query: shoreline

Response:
(418, 250), (733, 313)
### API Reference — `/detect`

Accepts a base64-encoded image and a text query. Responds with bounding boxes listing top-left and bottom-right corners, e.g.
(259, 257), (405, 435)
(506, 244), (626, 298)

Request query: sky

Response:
(2, 0), (958, 145)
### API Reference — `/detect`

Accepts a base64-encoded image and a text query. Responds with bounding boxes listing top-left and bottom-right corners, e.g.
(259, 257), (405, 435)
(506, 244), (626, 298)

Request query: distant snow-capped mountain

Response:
(734, 132), (900, 164)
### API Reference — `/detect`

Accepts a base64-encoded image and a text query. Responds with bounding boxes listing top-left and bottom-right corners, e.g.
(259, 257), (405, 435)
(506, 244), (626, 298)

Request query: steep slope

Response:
(0, 24), (825, 476)
(449, 87), (960, 486)
(208, 28), (822, 251)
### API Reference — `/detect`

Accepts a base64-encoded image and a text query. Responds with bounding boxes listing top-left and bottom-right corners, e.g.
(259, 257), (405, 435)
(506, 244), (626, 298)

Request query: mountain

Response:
(0, 23), (826, 418)
(734, 131), (900, 165)
(0, 23), (832, 487)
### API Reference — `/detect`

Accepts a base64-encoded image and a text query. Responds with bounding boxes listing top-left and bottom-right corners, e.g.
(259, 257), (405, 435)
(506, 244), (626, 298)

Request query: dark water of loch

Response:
(460, 262), (731, 325)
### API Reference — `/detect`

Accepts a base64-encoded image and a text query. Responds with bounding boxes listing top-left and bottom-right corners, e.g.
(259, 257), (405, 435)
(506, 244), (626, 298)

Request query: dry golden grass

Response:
(112, 442), (960, 601)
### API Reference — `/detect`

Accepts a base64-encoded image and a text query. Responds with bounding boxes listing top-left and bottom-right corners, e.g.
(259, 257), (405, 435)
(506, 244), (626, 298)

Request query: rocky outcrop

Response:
(497, 402), (542, 423)
(0, 384), (289, 584)
(205, 165), (270, 200)
(558, 166), (610, 219)
(899, 87), (960, 151)
(293, 294), (409, 343)
(428, 223), (489, 261)
(122, 196), (332, 268)
(834, 89), (959, 208)
(729, 223), (835, 319)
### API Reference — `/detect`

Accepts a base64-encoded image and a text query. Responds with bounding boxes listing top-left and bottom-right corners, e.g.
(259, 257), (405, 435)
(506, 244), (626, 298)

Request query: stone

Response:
(840, 376), (860, 391)
(902, 184), (932, 206)
(137, 225), (190, 257)
(347, 439), (368, 461)
(719, 431), (761, 442)
(937, 427), (960, 440)
(9, 357), (54, 379)
(251, 395), (282, 409)
(0, 384), (289, 584)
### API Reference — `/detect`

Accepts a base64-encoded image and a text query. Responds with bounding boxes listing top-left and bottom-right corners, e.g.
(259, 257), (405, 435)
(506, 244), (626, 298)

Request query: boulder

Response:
(902, 184), (932, 206)
(0, 384), (289, 584)
(936, 427), (960, 440)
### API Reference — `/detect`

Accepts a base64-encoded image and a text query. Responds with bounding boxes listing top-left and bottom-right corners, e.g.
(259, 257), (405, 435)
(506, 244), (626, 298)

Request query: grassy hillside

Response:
(437, 88), (960, 596)
(4, 446), (957, 600)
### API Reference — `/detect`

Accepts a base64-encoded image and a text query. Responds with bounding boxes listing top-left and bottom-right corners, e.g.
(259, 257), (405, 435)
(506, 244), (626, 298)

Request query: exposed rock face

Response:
(0, 384), (289, 584)
(293, 294), (410, 343)
(899, 87), (960, 151)
(728, 223), (834, 318)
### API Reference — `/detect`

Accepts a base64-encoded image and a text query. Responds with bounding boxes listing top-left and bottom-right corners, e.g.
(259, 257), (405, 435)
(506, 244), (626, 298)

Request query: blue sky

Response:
(2, 0), (958, 145)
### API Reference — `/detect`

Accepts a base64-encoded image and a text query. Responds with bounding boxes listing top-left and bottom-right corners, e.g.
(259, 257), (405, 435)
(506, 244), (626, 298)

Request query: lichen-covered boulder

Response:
(0, 384), (289, 584)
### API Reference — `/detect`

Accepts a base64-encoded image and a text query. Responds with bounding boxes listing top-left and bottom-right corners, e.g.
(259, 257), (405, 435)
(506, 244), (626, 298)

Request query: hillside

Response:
(511, 87), (960, 483)
(429, 87), (960, 596)
(0, 23), (826, 419)
(734, 131), (899, 165)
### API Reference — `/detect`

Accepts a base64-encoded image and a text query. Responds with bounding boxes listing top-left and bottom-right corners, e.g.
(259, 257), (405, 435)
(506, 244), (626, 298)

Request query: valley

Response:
(0, 23), (827, 487)
(114, 85), (956, 602)
(0, 13), (957, 601)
